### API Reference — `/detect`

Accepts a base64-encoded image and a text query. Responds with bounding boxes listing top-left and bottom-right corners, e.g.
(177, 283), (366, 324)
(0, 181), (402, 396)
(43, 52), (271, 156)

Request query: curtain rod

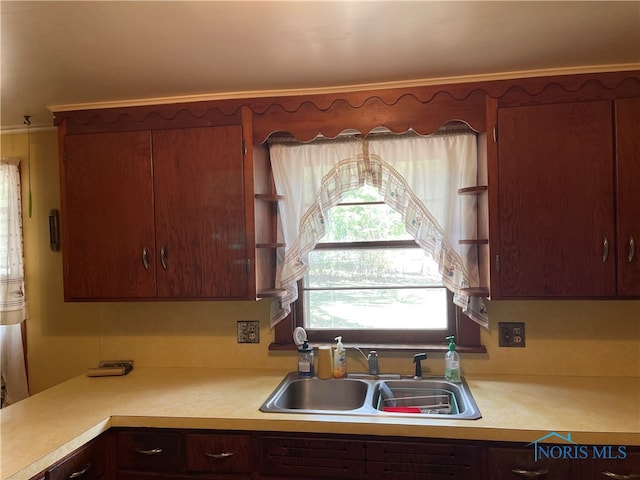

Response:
(267, 123), (475, 145)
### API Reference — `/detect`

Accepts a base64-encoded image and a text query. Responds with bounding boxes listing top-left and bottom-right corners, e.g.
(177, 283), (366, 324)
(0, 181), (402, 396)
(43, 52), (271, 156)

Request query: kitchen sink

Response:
(268, 377), (369, 411)
(260, 373), (481, 419)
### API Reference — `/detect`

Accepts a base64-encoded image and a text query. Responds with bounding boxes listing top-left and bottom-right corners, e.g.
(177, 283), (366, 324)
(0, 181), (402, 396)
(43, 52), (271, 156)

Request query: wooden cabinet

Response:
(615, 97), (640, 296)
(184, 432), (253, 475)
(115, 428), (254, 480)
(492, 98), (639, 298)
(366, 439), (482, 480)
(257, 434), (366, 479)
(489, 445), (640, 479)
(61, 125), (249, 300)
(575, 446), (640, 479)
(257, 433), (482, 480)
(488, 446), (571, 479)
(29, 434), (110, 480)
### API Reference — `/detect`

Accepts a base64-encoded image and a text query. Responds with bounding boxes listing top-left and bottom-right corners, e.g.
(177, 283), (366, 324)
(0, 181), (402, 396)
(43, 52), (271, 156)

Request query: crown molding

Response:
(48, 63), (640, 114)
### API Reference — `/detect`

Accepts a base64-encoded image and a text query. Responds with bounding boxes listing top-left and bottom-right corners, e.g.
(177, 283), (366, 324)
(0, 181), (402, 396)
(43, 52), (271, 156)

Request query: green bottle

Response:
(445, 336), (461, 383)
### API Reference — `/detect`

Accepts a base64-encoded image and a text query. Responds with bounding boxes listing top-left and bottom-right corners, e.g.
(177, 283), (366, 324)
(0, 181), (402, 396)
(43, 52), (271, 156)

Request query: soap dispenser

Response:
(297, 340), (314, 377)
(444, 335), (461, 383)
(333, 336), (347, 378)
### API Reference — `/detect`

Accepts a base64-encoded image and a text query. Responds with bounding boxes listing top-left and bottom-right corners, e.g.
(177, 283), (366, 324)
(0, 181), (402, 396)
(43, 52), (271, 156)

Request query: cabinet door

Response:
(488, 447), (571, 479)
(257, 435), (366, 479)
(185, 433), (252, 474)
(367, 441), (482, 480)
(152, 126), (248, 298)
(496, 101), (615, 297)
(116, 430), (181, 473)
(63, 131), (156, 299)
(575, 446), (640, 479)
(615, 97), (640, 296)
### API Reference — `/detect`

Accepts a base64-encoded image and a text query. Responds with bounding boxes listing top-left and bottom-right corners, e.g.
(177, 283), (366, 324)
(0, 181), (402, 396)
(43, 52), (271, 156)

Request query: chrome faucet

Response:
(367, 351), (379, 375)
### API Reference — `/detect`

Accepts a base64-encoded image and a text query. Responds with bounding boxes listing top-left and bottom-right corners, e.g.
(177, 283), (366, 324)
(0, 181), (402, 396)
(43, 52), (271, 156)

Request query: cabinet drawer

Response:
(185, 433), (252, 474)
(574, 447), (640, 479)
(116, 431), (181, 472)
(488, 447), (571, 479)
(48, 441), (106, 480)
(258, 435), (365, 479)
(367, 441), (481, 480)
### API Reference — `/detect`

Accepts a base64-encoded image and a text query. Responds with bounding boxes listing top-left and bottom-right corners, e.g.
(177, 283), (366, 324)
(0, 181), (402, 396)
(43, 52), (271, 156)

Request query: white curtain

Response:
(269, 132), (488, 329)
(0, 159), (29, 406)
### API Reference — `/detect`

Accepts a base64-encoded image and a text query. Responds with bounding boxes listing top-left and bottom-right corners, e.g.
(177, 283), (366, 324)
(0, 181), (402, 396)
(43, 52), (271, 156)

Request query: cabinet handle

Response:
(141, 247), (150, 270)
(160, 246), (168, 270)
(135, 448), (163, 455)
(628, 235), (636, 263)
(511, 468), (549, 478)
(602, 236), (609, 262)
(602, 472), (640, 479)
(203, 451), (235, 459)
(68, 462), (91, 479)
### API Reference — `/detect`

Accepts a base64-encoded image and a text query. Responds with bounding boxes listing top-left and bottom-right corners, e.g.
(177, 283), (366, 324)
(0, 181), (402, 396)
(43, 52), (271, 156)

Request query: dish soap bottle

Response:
(297, 340), (314, 377)
(333, 336), (347, 378)
(445, 335), (461, 383)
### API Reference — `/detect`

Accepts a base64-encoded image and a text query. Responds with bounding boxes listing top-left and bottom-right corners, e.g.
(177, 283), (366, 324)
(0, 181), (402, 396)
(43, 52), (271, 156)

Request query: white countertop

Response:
(1, 367), (639, 480)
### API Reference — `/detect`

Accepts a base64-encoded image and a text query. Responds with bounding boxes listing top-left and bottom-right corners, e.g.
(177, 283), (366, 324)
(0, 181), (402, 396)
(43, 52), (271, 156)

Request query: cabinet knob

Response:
(141, 247), (150, 270)
(68, 462), (92, 479)
(203, 451), (235, 460)
(628, 235), (636, 263)
(160, 246), (168, 270)
(602, 472), (640, 480)
(511, 468), (549, 478)
(602, 236), (609, 262)
(135, 447), (163, 455)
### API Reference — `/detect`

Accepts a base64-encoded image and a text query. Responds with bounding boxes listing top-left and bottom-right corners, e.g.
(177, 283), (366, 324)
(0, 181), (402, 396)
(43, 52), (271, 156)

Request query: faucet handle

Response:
(413, 353), (427, 378)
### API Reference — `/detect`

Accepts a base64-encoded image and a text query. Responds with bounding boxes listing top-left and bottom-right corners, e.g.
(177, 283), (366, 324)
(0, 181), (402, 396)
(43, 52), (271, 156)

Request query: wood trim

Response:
(53, 71), (639, 138)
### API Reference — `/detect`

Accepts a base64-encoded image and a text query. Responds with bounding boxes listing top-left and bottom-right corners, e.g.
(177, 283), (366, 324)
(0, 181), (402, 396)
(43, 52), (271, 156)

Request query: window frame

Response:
(270, 237), (486, 353)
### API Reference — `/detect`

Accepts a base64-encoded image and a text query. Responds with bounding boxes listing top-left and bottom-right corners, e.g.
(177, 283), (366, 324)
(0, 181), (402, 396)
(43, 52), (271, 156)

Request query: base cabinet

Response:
(29, 429), (640, 480)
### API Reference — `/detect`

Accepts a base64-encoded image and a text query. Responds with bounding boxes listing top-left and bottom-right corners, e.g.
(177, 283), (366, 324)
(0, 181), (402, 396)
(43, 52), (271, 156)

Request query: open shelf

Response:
(460, 287), (490, 297)
(458, 239), (489, 245)
(255, 193), (284, 201)
(257, 289), (287, 299)
(457, 186), (488, 195)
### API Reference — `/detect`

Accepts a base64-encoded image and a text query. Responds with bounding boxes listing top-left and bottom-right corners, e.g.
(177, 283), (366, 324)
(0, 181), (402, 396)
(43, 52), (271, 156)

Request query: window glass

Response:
(302, 185), (451, 335)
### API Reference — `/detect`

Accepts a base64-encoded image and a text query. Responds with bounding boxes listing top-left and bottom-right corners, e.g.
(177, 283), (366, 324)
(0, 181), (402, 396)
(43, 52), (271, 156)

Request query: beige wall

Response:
(2, 129), (639, 395)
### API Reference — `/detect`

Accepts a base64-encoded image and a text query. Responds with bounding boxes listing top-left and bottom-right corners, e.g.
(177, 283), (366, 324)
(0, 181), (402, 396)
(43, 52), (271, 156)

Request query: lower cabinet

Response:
(28, 434), (110, 480)
(257, 434), (366, 479)
(29, 429), (640, 480)
(489, 445), (640, 479)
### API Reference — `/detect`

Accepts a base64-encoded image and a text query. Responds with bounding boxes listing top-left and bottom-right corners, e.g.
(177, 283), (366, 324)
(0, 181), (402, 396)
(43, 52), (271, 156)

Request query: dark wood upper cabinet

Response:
(61, 126), (249, 300)
(57, 71), (640, 303)
(494, 101), (616, 298)
(63, 131), (156, 299)
(152, 126), (248, 298)
(615, 97), (640, 297)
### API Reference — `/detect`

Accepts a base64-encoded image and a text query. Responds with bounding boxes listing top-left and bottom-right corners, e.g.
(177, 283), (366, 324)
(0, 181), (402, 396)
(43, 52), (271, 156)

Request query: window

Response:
(269, 131), (487, 352)
(301, 184), (455, 344)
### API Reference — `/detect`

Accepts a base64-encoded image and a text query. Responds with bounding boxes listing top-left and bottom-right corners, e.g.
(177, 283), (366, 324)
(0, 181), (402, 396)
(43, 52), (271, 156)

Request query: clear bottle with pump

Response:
(333, 336), (347, 378)
(444, 335), (461, 383)
(297, 340), (314, 377)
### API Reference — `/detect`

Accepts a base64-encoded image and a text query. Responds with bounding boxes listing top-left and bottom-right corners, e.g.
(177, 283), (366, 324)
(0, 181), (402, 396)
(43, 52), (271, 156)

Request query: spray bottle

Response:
(445, 335), (461, 383)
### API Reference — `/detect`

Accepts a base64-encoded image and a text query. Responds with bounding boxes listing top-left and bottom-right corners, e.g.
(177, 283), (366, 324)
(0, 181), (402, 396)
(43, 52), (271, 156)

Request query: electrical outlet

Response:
(237, 320), (260, 344)
(499, 322), (526, 347)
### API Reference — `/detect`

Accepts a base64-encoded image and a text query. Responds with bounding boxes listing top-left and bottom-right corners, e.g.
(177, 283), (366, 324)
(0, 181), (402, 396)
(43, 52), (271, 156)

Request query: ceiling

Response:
(1, 1), (639, 131)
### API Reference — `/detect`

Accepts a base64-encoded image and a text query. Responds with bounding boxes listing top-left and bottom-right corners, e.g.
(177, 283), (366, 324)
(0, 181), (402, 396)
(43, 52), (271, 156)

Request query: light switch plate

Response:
(237, 320), (260, 343)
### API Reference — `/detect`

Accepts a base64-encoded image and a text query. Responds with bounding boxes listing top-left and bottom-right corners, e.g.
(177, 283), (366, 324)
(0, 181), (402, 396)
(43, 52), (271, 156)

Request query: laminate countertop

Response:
(1, 368), (639, 480)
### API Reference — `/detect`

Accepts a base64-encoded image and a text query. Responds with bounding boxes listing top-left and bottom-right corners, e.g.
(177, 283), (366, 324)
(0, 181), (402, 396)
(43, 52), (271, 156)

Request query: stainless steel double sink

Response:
(260, 372), (482, 420)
